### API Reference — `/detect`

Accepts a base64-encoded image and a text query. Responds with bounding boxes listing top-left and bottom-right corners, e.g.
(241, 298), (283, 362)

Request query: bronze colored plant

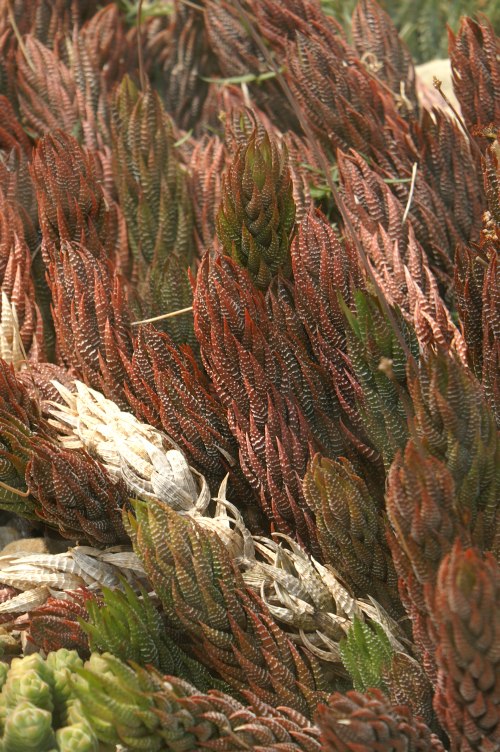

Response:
(124, 324), (259, 512)
(112, 77), (195, 343)
(316, 689), (445, 751)
(431, 542), (500, 749)
(31, 131), (124, 266)
(28, 590), (93, 657)
(26, 439), (130, 546)
(43, 240), (134, 408)
(449, 16), (500, 144)
(0, 359), (44, 517)
(408, 348), (499, 554)
(195, 252), (324, 553)
(351, 0), (418, 115)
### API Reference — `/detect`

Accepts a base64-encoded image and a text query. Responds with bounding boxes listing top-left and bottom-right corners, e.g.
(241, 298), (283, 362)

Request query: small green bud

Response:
(2, 701), (55, 751)
(45, 651), (83, 676)
(65, 699), (87, 727)
(8, 654), (52, 686)
(4, 670), (53, 713)
(56, 722), (99, 752)
(46, 651), (83, 723)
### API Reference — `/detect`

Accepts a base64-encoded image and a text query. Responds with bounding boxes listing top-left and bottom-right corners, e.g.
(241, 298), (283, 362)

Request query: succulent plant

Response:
(339, 616), (394, 693)
(74, 651), (322, 751)
(316, 688), (445, 751)
(0, 650), (97, 752)
(0, 2), (497, 750)
(217, 124), (296, 289)
(81, 581), (228, 693)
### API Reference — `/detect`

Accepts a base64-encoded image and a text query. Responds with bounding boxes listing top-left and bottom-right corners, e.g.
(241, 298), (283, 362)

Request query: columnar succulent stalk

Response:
(0, 122), (51, 357)
(449, 16), (500, 144)
(30, 131), (124, 266)
(289, 214), (395, 482)
(126, 495), (327, 717)
(217, 124), (296, 290)
(42, 240), (134, 408)
(74, 652), (322, 751)
(316, 689), (445, 751)
(203, 1), (304, 130)
(13, 3), (125, 163)
(150, 2), (216, 132)
(124, 325), (259, 511)
(386, 444), (464, 684)
(26, 439), (130, 546)
(11, 4), (131, 181)
(16, 38), (82, 142)
(386, 346), (499, 715)
(112, 77), (195, 344)
(303, 454), (401, 618)
(431, 542), (500, 750)
(455, 131), (500, 425)
(16, 362), (76, 404)
(265, 278), (345, 453)
(455, 243), (491, 379)
(0, 359), (45, 517)
(195, 252), (323, 554)
(285, 28), (396, 157)
(0, 194), (44, 366)
(386, 346), (499, 683)
(337, 148), (472, 346)
(189, 135), (226, 251)
(290, 212), (365, 382)
(286, 23), (480, 267)
(385, 652), (436, 729)
(408, 349), (499, 554)
(0, 150), (36, 257)
(351, 0), (418, 115)
(28, 590), (93, 657)
(415, 107), (484, 243)
(481, 246), (500, 427)
(342, 291), (418, 471)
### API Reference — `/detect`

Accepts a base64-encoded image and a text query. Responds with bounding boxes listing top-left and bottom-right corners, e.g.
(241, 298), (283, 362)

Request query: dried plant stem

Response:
(137, 0), (146, 91)
(402, 162), (418, 225)
(0, 480), (30, 498)
(131, 306), (194, 326)
(7, 0), (35, 73)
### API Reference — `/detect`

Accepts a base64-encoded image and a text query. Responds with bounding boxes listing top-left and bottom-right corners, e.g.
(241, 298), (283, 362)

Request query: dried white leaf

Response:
(49, 380), (209, 515)
(71, 549), (119, 588)
(0, 587), (49, 613)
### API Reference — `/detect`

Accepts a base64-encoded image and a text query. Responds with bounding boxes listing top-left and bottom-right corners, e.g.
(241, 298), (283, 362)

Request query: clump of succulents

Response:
(0, 650), (97, 751)
(0, 0), (498, 750)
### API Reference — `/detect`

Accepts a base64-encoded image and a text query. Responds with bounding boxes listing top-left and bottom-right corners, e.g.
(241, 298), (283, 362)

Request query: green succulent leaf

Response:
(339, 617), (394, 693)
